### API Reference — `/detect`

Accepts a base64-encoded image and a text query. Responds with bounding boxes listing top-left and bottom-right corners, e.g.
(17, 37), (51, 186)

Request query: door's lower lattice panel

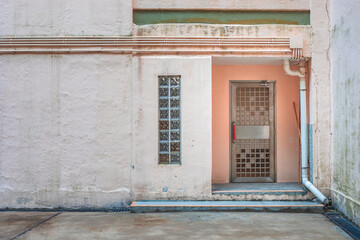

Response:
(236, 139), (270, 178)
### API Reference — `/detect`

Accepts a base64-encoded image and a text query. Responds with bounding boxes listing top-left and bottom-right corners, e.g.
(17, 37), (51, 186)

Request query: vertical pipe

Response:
(300, 77), (329, 204)
(300, 78), (308, 178)
(283, 59), (328, 204)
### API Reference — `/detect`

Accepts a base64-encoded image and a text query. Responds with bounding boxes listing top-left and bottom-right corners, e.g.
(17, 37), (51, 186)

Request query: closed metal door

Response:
(231, 82), (275, 182)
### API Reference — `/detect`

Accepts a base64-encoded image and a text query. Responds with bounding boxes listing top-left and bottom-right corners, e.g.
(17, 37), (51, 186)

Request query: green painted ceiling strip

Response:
(133, 10), (310, 25)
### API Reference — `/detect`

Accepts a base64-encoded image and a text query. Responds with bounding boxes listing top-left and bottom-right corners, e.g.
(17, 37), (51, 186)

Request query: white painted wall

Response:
(0, 0), (132, 36)
(330, 0), (360, 226)
(131, 56), (212, 200)
(0, 54), (133, 208)
(309, 0), (332, 194)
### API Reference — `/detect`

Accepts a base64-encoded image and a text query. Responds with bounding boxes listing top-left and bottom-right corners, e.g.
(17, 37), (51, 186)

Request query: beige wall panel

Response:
(132, 56), (212, 200)
(309, 0), (331, 193)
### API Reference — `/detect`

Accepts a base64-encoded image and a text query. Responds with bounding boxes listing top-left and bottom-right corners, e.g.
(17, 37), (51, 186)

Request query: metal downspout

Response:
(283, 59), (329, 204)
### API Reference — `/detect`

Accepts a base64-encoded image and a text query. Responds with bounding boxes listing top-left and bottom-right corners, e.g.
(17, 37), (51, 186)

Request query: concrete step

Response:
(212, 190), (308, 198)
(212, 183), (307, 197)
(130, 200), (324, 213)
(212, 189), (308, 197)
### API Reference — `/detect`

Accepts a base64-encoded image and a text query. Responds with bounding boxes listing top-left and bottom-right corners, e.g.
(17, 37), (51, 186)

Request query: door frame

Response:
(228, 80), (277, 183)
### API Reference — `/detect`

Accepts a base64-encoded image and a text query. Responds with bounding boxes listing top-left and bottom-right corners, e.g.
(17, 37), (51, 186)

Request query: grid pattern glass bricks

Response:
(159, 76), (181, 164)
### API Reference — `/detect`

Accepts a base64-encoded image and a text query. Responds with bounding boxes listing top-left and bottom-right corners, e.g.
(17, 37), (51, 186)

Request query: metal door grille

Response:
(236, 87), (269, 126)
(231, 82), (275, 182)
(236, 140), (270, 178)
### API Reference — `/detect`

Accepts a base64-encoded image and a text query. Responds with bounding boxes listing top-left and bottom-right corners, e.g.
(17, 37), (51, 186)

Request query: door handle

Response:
(232, 121), (236, 143)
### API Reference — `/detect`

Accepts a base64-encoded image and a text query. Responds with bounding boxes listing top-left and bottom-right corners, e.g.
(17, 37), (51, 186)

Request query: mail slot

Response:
(235, 126), (270, 139)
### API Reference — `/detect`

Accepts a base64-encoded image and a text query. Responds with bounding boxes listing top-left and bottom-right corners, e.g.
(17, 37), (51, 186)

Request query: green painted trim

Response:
(133, 10), (310, 25)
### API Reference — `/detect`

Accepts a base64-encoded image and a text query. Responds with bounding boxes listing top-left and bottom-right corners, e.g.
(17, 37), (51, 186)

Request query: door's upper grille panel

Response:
(236, 87), (269, 126)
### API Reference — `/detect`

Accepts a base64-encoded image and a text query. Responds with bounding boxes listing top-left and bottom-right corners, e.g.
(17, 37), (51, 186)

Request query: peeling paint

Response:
(330, 0), (360, 226)
(0, 0), (347, 212)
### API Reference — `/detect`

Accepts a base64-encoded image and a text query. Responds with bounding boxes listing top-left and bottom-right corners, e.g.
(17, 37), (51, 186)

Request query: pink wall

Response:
(212, 65), (301, 183)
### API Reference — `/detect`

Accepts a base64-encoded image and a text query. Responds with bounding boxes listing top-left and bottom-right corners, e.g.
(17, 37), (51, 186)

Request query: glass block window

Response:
(158, 75), (181, 164)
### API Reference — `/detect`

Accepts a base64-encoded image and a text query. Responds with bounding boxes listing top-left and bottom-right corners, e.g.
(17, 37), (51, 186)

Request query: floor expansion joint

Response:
(10, 212), (61, 240)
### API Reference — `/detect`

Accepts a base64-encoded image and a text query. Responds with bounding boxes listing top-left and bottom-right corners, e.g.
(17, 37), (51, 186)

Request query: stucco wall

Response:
(0, 0), (132, 36)
(0, 54), (133, 208)
(131, 56), (212, 200)
(309, 0), (332, 194)
(212, 65), (301, 184)
(330, 0), (360, 226)
(0, 0), (337, 208)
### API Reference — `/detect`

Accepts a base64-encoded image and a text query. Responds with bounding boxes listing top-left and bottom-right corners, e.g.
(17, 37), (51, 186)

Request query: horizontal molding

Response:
(133, 0), (310, 11)
(0, 36), (298, 56)
(331, 188), (360, 207)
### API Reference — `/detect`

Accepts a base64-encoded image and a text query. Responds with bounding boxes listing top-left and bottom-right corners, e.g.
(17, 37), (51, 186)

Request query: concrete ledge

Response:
(133, 0), (311, 11)
(212, 182), (308, 197)
(131, 200), (324, 213)
(212, 189), (307, 196)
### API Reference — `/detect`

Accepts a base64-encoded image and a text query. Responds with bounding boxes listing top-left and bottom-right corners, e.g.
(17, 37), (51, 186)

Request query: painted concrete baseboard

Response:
(131, 200), (324, 213)
(332, 189), (360, 227)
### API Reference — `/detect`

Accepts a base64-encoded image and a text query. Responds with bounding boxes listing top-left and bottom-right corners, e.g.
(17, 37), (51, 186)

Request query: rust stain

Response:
(133, 215), (168, 226)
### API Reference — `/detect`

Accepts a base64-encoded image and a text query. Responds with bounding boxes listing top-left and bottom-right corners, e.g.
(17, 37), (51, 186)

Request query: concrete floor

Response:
(0, 211), (352, 240)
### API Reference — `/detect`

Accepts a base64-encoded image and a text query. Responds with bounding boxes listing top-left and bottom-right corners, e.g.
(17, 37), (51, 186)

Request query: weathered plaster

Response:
(131, 56), (212, 200)
(0, 0), (338, 208)
(330, 0), (360, 226)
(134, 0), (310, 11)
(133, 24), (312, 57)
(0, 0), (132, 36)
(309, 0), (332, 194)
(0, 54), (133, 208)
